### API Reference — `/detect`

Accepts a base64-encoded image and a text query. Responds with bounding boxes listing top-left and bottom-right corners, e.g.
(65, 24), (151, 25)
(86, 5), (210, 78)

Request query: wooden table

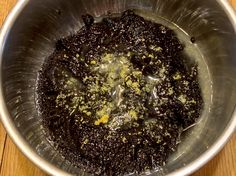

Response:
(0, 0), (235, 175)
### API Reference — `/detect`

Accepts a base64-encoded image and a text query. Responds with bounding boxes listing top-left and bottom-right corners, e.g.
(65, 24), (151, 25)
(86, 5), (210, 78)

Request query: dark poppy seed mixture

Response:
(36, 10), (203, 175)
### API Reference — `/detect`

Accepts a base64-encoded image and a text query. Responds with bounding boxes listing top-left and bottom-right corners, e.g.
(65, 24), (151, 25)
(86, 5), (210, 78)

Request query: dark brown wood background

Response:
(0, 0), (235, 175)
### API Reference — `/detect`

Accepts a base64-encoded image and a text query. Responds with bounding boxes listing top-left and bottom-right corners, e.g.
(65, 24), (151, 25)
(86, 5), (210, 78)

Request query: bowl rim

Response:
(0, 0), (236, 176)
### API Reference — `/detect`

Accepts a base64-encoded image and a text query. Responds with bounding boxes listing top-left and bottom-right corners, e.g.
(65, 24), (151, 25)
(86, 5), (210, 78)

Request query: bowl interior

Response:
(1, 0), (236, 175)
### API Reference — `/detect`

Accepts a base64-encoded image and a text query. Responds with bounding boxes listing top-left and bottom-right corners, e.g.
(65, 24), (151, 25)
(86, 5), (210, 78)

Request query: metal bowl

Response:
(0, 0), (236, 175)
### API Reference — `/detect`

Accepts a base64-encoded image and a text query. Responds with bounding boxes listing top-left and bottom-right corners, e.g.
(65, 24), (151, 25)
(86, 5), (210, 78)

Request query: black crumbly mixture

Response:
(191, 37), (196, 43)
(36, 10), (203, 176)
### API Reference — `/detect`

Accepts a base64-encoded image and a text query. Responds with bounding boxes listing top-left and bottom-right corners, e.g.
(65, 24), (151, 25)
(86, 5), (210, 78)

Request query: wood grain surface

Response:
(0, 0), (235, 175)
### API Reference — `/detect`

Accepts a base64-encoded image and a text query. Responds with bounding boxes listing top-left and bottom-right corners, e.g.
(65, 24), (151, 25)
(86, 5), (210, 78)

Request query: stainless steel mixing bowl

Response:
(0, 0), (236, 175)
